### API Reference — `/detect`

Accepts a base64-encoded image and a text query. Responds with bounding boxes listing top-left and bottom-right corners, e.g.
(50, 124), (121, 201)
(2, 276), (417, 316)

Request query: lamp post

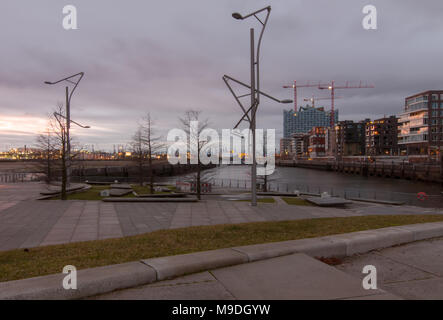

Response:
(45, 72), (84, 197)
(226, 6), (292, 206)
(232, 6), (271, 207)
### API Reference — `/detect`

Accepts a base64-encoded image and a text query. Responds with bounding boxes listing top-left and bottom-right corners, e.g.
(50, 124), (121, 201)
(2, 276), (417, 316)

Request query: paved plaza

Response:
(0, 182), (442, 252)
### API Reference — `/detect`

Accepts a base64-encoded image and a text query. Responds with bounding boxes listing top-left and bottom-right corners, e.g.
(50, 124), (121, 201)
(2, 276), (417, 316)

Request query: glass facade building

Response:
(283, 106), (339, 138)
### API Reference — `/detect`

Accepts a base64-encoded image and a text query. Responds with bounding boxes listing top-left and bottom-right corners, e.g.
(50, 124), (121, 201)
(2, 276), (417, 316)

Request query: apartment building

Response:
(398, 91), (443, 156)
(366, 116), (399, 156)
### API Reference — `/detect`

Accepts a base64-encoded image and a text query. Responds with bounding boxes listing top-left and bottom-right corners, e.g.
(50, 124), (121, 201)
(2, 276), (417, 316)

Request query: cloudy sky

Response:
(1, 0), (442, 151)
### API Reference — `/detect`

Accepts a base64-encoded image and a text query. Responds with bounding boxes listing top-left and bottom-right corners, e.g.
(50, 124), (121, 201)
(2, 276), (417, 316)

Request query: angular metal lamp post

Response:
(224, 6), (292, 206)
(44, 72), (85, 199)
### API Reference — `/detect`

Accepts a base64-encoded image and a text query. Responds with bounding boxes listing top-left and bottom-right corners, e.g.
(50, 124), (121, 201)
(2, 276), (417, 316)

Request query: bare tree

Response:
(35, 127), (58, 184)
(49, 103), (70, 200)
(179, 110), (210, 200)
(130, 125), (147, 187)
(142, 113), (163, 194)
(130, 113), (163, 192)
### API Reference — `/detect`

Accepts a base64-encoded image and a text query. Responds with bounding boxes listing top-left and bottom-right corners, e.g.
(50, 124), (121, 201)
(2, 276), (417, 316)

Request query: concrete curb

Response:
(36, 186), (92, 200)
(2, 221), (443, 300)
(142, 248), (248, 281)
(348, 198), (405, 206)
(102, 197), (199, 202)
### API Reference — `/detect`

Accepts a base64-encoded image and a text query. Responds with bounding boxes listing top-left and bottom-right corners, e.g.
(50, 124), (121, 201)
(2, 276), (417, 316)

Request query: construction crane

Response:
(303, 95), (342, 109)
(319, 81), (374, 128)
(283, 81), (327, 112)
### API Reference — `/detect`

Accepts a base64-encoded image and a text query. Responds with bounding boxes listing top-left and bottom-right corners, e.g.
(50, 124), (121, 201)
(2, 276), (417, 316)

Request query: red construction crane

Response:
(283, 81), (327, 112)
(303, 95), (342, 109)
(318, 81), (374, 128)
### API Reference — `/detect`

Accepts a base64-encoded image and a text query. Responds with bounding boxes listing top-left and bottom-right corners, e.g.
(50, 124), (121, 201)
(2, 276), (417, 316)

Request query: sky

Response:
(1, 0), (443, 151)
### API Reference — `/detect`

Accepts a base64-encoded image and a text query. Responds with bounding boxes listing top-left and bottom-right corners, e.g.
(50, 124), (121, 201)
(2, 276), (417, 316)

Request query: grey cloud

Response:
(1, 0), (443, 150)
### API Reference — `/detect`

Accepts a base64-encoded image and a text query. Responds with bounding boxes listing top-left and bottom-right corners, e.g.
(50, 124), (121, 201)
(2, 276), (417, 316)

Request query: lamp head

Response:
(281, 99), (293, 104)
(232, 12), (243, 20)
(44, 81), (52, 85)
(84, 126), (91, 129)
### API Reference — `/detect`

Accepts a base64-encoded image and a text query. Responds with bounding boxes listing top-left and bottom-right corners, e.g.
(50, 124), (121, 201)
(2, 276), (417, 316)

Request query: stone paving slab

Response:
(0, 201), (18, 213)
(0, 196), (441, 252)
(305, 196), (353, 207)
(0, 182), (48, 201)
(335, 237), (443, 299)
(210, 253), (387, 300)
(91, 271), (235, 300)
(95, 253), (392, 300)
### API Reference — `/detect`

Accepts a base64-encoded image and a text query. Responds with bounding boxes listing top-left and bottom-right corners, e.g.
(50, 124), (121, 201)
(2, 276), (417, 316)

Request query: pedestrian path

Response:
(336, 237), (443, 299)
(0, 198), (441, 252)
(92, 253), (399, 300)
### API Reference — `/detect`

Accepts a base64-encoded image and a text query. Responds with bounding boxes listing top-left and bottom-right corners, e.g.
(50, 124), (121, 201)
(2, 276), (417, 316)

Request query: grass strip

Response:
(1, 215), (443, 282)
(282, 197), (313, 206)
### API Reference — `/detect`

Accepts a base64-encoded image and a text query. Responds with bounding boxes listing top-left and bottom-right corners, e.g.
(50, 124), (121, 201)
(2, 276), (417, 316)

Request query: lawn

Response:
(2, 215), (443, 282)
(282, 197), (313, 206)
(49, 184), (175, 200)
(237, 198), (276, 203)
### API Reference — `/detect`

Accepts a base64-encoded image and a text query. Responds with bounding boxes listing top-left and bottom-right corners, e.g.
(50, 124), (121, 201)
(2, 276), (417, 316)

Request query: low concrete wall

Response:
(278, 159), (443, 184)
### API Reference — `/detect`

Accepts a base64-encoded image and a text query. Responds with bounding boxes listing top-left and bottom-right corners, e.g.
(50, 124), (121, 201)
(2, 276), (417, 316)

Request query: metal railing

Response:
(0, 173), (42, 183)
(210, 178), (443, 208)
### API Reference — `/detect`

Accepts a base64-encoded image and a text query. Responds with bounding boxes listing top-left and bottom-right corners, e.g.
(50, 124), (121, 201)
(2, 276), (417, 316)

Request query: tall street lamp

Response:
(45, 72), (85, 192)
(225, 6), (292, 206)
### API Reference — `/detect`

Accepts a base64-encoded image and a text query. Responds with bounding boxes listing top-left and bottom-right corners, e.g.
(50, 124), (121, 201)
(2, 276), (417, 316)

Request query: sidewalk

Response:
(1, 192), (441, 251)
(92, 253), (398, 300)
(336, 237), (443, 299)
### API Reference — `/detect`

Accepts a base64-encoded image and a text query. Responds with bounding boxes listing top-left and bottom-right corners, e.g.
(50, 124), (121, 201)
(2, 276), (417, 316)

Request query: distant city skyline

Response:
(1, 0), (443, 151)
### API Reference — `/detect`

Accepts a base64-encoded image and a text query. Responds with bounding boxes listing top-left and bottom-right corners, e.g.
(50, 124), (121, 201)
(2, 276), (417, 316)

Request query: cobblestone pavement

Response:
(0, 182), (441, 252)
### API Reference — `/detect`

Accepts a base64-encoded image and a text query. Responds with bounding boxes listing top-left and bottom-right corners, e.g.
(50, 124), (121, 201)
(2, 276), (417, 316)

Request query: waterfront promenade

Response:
(0, 182), (442, 252)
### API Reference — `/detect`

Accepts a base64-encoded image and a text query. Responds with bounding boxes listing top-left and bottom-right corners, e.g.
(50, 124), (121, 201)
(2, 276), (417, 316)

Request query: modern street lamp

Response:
(45, 72), (84, 194)
(225, 6), (292, 206)
(53, 112), (90, 129)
